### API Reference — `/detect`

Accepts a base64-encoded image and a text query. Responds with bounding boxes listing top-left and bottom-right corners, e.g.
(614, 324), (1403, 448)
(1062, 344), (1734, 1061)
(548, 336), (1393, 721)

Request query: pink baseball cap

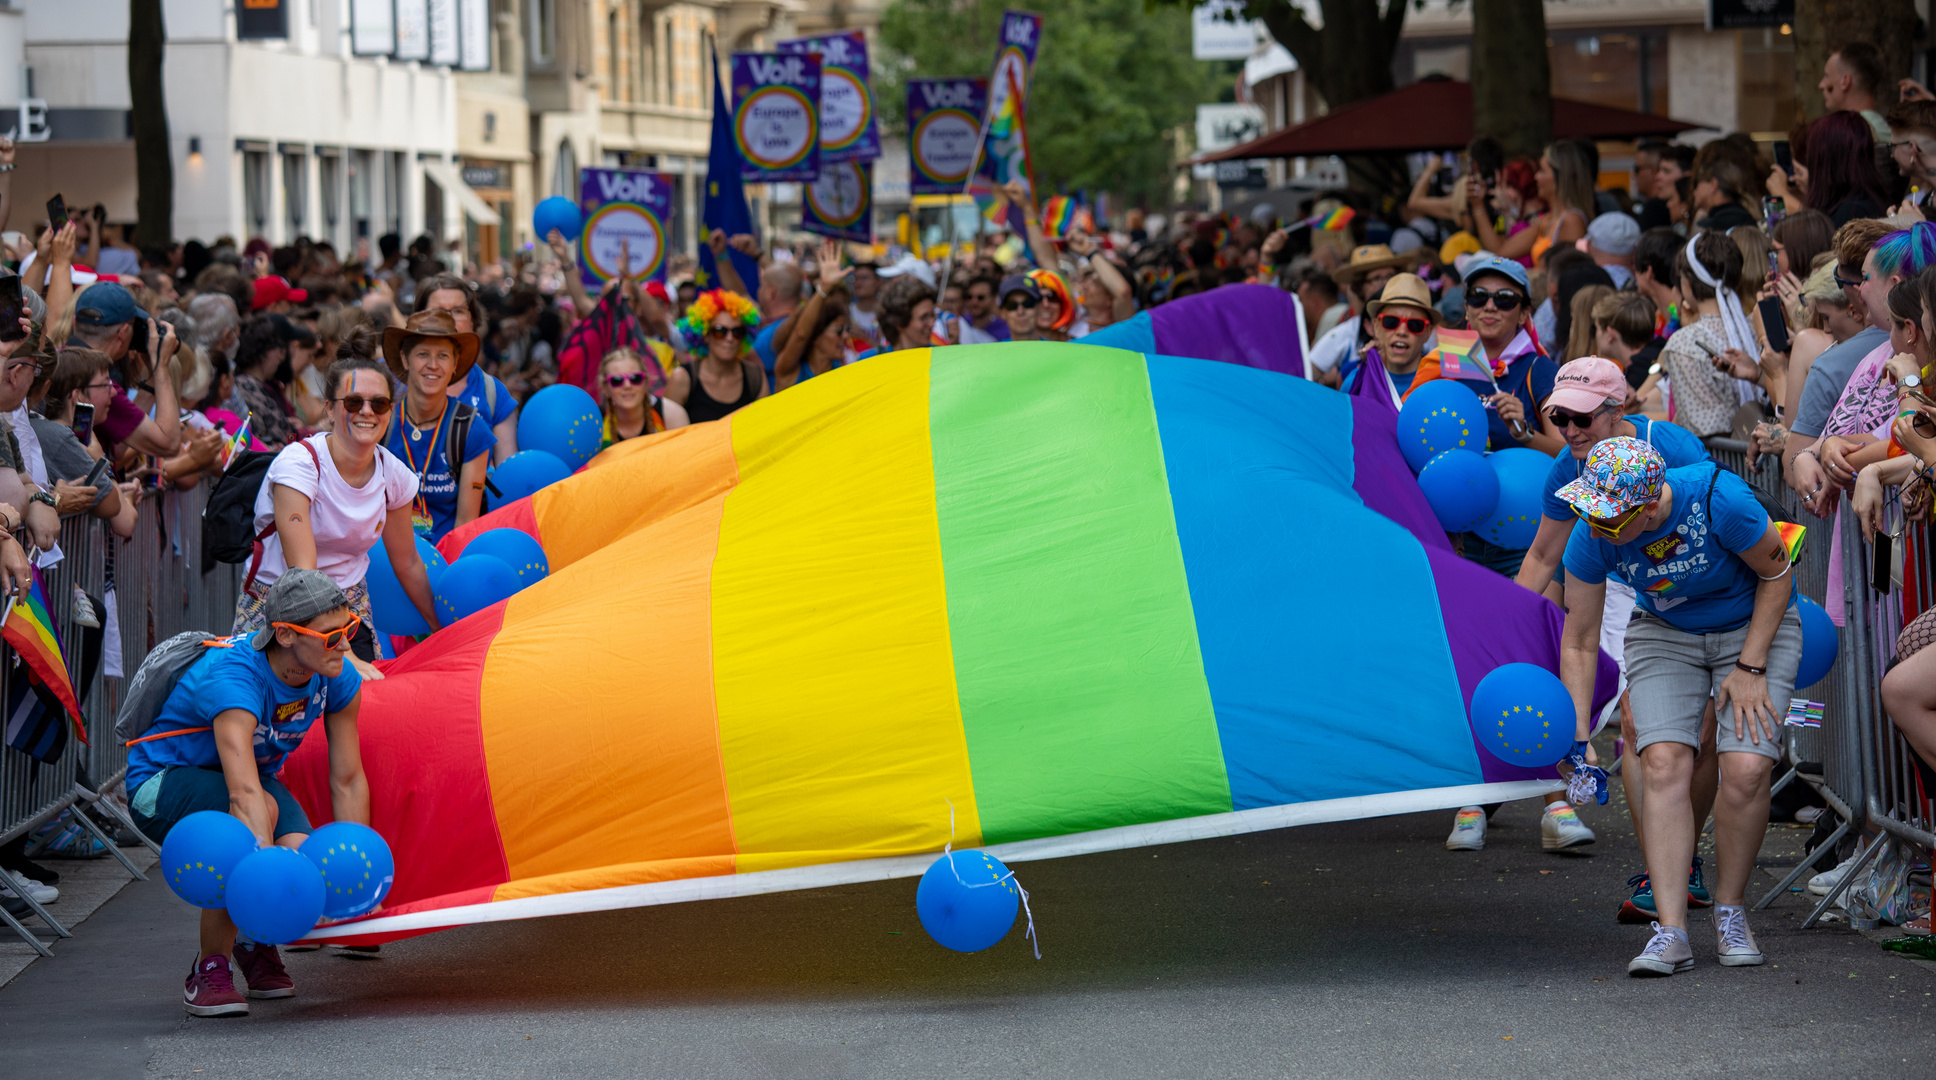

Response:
(1546, 357), (1627, 415)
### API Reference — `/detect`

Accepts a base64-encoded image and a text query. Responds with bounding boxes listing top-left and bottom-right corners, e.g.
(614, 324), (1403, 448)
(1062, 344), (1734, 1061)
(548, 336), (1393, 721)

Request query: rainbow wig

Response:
(1872, 221), (1936, 279)
(1028, 268), (1077, 331)
(677, 289), (762, 353)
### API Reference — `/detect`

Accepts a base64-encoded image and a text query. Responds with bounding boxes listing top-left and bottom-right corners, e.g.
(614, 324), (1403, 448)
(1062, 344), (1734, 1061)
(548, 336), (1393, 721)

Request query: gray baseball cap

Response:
(251, 568), (351, 650)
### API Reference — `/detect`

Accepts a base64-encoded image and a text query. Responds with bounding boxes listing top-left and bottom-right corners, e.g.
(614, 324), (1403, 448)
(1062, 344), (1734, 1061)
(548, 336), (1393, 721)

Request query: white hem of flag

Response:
(298, 778), (1563, 941)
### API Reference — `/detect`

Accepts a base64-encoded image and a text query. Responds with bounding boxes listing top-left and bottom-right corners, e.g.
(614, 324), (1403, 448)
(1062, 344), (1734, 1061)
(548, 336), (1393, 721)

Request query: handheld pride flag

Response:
(1, 567), (81, 736)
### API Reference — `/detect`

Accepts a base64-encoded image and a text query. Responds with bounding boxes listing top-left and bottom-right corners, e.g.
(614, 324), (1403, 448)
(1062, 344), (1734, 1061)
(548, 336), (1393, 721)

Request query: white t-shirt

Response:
(252, 434), (418, 590)
(1307, 314), (1362, 373)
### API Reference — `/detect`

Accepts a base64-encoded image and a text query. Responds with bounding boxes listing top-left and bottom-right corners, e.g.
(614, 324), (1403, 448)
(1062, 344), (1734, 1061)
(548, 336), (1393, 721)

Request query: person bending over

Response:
(1554, 439), (1800, 977)
(126, 571), (371, 1016)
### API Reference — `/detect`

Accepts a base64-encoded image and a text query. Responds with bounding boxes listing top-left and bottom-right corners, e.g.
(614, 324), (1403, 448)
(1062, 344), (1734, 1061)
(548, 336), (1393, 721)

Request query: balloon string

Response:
(944, 799), (1040, 959)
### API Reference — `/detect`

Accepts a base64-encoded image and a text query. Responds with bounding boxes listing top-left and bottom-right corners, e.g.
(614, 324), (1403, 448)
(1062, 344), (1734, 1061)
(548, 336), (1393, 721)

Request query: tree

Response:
(129, 0), (171, 247)
(1792, 0), (1918, 120)
(1470, 0), (1550, 157)
(878, 0), (1222, 206)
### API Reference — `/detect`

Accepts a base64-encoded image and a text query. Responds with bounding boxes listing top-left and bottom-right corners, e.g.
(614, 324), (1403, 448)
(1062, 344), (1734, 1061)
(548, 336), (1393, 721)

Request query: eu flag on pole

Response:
(698, 50), (761, 300)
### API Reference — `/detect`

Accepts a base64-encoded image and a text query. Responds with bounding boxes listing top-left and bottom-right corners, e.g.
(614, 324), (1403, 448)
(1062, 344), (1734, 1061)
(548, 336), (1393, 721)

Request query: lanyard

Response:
(398, 402), (446, 525)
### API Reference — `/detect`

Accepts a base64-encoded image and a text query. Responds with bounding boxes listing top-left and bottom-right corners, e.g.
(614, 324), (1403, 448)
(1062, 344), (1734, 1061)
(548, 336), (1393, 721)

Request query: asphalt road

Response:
(4, 786), (1935, 1080)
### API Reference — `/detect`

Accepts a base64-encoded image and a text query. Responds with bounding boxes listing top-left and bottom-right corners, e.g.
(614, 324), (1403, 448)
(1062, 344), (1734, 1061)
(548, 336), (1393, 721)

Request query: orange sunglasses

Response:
(272, 613), (361, 650)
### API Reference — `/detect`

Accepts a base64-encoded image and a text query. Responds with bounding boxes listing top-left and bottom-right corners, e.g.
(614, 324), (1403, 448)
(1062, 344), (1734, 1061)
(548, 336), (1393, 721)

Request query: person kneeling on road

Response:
(1553, 439), (1800, 977)
(124, 570), (371, 1017)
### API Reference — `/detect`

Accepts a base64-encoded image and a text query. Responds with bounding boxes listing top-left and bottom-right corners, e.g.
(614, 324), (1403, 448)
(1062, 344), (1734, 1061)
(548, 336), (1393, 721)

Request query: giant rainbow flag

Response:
(285, 343), (1616, 945)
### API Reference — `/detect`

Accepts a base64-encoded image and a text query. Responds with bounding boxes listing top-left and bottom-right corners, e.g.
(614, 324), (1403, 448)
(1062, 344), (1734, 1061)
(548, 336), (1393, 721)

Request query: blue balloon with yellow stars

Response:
(1474, 447), (1550, 549)
(1470, 662), (1575, 767)
(299, 822), (396, 920)
(915, 850), (1020, 952)
(1397, 380), (1487, 474)
(517, 384), (603, 472)
(460, 528), (550, 589)
(159, 810), (259, 909)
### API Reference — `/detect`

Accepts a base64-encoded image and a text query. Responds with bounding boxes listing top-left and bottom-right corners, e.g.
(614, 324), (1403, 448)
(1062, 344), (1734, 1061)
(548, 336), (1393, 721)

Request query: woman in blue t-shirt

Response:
(380, 310), (496, 541)
(1555, 438), (1801, 978)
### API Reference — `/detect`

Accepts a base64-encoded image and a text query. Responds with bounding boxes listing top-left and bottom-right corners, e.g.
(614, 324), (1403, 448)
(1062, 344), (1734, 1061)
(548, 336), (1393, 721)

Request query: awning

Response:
(420, 161), (501, 226)
(1204, 77), (1703, 162)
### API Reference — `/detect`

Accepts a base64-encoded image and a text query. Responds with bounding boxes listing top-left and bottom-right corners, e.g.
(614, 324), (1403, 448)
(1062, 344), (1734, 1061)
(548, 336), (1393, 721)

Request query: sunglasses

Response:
(334, 394), (394, 415)
(1379, 314), (1430, 334)
(1834, 270), (1862, 291)
(605, 372), (648, 387)
(1548, 405), (1610, 430)
(1914, 410), (1936, 440)
(1465, 287), (1525, 312)
(1002, 297), (1040, 312)
(707, 326), (750, 340)
(1575, 502), (1648, 540)
(274, 613), (361, 651)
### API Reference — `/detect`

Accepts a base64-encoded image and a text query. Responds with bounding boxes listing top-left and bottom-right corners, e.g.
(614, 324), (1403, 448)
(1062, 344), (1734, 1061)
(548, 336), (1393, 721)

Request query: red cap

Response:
(643, 280), (670, 304)
(250, 276), (308, 311)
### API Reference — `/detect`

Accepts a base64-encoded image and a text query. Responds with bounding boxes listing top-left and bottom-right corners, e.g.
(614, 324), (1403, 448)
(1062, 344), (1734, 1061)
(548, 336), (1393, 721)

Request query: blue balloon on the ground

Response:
(1418, 449), (1501, 533)
(462, 528), (549, 588)
(517, 385), (603, 472)
(299, 822), (395, 920)
(1796, 596), (1839, 690)
(159, 810), (258, 909)
(225, 846), (327, 946)
(1397, 380), (1487, 473)
(487, 450), (573, 506)
(1474, 447), (1550, 549)
(1471, 662), (1575, 767)
(435, 553), (521, 625)
(365, 535), (449, 637)
(532, 196), (582, 243)
(915, 850), (1019, 952)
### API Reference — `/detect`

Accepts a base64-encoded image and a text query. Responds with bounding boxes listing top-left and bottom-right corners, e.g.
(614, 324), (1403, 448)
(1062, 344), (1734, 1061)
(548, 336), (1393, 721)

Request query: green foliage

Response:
(878, 0), (1224, 204)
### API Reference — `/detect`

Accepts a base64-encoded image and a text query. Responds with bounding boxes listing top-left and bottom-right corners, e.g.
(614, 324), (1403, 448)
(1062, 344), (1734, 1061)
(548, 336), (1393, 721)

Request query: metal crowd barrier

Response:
(1705, 437), (1936, 926)
(0, 483), (242, 953)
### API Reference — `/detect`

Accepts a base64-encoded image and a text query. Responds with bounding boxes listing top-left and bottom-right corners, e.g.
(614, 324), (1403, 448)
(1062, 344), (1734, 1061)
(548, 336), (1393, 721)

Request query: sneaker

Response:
(0, 879), (56, 905)
(1540, 802), (1596, 850)
(1446, 807), (1486, 851)
(1687, 856), (1712, 909)
(1628, 922), (1695, 977)
(1618, 873), (1657, 924)
(184, 954), (249, 1017)
(1715, 905), (1764, 966)
(231, 942), (294, 999)
(1807, 852), (1860, 896)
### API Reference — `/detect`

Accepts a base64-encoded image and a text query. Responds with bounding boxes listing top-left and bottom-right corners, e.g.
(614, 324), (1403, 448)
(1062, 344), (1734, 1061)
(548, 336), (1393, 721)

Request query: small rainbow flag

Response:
(1302, 206), (1354, 231)
(1784, 699), (1824, 728)
(2, 568), (81, 736)
(1776, 521), (1807, 565)
(1042, 195), (1076, 238)
(1431, 328), (1482, 381)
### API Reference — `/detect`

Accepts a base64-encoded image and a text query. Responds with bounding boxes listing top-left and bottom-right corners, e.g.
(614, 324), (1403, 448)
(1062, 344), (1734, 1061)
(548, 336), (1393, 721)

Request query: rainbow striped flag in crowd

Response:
(1, 568), (81, 737)
(1302, 206), (1354, 231)
(1784, 699), (1824, 728)
(1776, 521), (1807, 564)
(1042, 195), (1076, 238)
(1430, 329), (1483, 381)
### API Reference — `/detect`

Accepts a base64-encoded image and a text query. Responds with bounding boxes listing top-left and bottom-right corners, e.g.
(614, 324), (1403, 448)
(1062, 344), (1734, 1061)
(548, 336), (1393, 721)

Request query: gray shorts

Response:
(1623, 607), (1804, 761)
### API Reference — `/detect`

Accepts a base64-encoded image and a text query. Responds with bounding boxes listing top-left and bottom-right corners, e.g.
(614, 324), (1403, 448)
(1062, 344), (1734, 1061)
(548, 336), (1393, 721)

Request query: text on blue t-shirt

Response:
(384, 395), (498, 541)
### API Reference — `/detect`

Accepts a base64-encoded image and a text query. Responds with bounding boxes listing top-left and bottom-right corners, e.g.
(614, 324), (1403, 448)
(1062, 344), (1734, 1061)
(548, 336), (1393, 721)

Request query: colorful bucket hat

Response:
(1553, 436), (1666, 522)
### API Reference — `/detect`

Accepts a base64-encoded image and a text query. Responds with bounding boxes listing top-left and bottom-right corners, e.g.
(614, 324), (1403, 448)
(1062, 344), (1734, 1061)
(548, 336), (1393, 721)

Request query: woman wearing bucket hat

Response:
(1555, 437), (1802, 976)
(1306, 245), (1427, 382)
(380, 309), (495, 543)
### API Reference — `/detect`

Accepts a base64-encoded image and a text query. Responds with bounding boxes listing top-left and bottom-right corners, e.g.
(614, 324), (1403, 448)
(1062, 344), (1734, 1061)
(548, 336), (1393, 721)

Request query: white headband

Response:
(1683, 234), (1759, 358)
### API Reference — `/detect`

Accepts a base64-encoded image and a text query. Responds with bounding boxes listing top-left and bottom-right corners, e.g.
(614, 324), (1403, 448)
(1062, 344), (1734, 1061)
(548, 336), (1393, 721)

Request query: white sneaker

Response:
(1541, 801), (1597, 850)
(1446, 806), (1486, 851)
(1807, 852), (1860, 896)
(1715, 904), (1764, 966)
(1628, 922), (1694, 976)
(0, 879), (57, 905)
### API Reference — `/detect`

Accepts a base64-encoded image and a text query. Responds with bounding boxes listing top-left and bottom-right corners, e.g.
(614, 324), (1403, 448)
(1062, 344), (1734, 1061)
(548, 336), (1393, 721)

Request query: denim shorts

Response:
(129, 766), (313, 844)
(1623, 607), (1804, 761)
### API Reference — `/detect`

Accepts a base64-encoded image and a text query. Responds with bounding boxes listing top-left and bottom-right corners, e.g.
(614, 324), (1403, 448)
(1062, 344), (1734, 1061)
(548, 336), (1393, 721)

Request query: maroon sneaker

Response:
(183, 953), (249, 1017)
(231, 942), (295, 999)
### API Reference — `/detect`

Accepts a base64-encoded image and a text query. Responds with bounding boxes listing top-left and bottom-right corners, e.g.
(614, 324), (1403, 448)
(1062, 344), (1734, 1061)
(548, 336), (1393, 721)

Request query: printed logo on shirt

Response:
(1643, 533), (1687, 565)
(273, 699), (306, 724)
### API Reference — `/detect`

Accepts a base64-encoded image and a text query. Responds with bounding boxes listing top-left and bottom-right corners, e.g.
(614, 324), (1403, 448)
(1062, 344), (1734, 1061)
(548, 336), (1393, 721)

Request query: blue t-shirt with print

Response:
(127, 635), (363, 791)
(1562, 463), (1793, 635)
(753, 319), (784, 378)
(1541, 416), (1710, 521)
(452, 370), (517, 431)
(384, 397), (497, 541)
